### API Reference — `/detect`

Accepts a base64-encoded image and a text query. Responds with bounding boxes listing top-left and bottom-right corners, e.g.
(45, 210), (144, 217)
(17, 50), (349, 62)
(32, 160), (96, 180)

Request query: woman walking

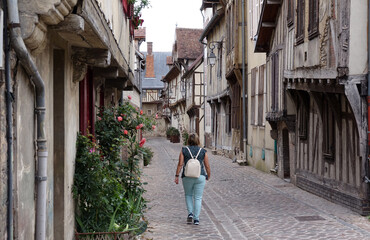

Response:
(174, 133), (211, 225)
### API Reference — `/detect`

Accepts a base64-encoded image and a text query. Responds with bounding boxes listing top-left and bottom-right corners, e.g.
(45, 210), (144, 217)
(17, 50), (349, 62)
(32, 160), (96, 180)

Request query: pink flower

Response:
(139, 138), (146, 147)
(97, 117), (102, 121)
(155, 114), (158, 119)
(89, 148), (96, 153)
(128, 95), (132, 100)
(117, 116), (123, 122)
(123, 130), (128, 135)
(136, 123), (144, 130)
(140, 110), (143, 115)
(152, 125), (156, 130)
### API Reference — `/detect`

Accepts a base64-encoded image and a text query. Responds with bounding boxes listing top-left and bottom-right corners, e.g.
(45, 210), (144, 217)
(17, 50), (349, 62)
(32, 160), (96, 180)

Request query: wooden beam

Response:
(72, 47), (111, 68)
(93, 67), (119, 78)
(72, 59), (87, 83)
(50, 14), (84, 34)
(267, 0), (282, 4)
(262, 22), (276, 28)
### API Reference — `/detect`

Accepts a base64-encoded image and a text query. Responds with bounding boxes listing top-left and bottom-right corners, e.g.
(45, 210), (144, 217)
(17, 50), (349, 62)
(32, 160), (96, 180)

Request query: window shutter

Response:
(296, 0), (305, 44)
(287, 0), (294, 26)
(122, 0), (129, 15)
(251, 68), (257, 125)
(258, 65), (265, 125)
(308, 0), (319, 39)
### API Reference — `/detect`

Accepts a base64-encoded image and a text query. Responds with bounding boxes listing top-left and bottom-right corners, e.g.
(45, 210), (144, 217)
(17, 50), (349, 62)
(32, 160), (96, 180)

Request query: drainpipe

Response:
(367, 1), (370, 184)
(7, 1), (48, 239)
(242, 0), (248, 161)
(4, 1), (13, 239)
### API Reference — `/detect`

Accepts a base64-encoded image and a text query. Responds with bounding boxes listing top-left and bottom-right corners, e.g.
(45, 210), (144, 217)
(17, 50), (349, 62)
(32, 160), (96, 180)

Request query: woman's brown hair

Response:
(187, 133), (200, 146)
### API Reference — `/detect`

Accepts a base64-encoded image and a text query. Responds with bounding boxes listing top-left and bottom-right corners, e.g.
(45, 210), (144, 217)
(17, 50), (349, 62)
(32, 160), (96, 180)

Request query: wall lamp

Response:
(208, 41), (222, 67)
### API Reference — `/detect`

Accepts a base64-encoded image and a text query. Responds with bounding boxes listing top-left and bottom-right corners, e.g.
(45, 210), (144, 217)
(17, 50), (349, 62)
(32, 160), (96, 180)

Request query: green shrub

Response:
(182, 129), (189, 144)
(141, 147), (154, 166)
(171, 128), (180, 136)
(73, 99), (156, 234)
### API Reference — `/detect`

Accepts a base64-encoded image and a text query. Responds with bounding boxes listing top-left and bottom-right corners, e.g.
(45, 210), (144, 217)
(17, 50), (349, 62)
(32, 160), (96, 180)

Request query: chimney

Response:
(147, 42), (153, 55)
(145, 42), (155, 78)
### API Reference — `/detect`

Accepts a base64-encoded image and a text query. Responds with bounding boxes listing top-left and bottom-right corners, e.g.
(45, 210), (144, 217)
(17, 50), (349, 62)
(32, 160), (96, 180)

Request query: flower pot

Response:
(171, 135), (180, 143)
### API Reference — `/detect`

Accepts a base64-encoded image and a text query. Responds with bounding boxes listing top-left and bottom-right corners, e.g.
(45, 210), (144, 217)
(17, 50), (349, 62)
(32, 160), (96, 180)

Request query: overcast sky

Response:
(140, 0), (204, 52)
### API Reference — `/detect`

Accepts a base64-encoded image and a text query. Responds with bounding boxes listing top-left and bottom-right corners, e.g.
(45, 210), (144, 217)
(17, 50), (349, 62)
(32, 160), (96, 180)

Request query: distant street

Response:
(141, 137), (370, 240)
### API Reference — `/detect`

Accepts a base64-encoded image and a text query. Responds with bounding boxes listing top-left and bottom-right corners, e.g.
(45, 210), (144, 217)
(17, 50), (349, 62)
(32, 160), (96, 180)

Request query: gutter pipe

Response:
(7, 1), (48, 239)
(4, 1), (13, 239)
(242, 0), (248, 161)
(367, 1), (370, 184)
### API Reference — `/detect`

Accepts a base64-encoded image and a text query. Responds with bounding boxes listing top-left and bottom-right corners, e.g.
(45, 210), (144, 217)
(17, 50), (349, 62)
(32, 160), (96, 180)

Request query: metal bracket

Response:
(364, 176), (370, 184)
(36, 176), (47, 182)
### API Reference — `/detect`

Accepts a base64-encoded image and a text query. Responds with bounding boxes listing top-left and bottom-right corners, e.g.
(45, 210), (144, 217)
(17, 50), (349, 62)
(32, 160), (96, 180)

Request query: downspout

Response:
(7, 1), (48, 239)
(242, 0), (248, 161)
(367, 0), (370, 184)
(4, 1), (13, 239)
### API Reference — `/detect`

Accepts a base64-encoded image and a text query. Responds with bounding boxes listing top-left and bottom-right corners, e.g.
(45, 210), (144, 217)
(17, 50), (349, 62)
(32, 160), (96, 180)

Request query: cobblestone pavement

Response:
(141, 137), (370, 240)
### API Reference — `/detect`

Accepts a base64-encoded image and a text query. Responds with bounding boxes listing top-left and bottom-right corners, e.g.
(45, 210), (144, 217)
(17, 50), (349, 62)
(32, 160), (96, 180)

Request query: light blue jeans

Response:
(182, 175), (206, 221)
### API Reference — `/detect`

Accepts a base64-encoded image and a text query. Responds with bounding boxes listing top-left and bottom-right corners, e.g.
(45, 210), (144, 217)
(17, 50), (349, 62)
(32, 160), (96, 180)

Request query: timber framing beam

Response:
(72, 47), (111, 68)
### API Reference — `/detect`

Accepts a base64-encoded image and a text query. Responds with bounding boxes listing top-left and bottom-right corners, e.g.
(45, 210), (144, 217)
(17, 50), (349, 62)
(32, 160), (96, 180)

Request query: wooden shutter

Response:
(231, 82), (241, 129)
(258, 65), (265, 126)
(251, 68), (257, 125)
(79, 68), (95, 136)
(296, 0), (305, 44)
(308, 0), (319, 39)
(287, 0), (294, 26)
(271, 52), (279, 112)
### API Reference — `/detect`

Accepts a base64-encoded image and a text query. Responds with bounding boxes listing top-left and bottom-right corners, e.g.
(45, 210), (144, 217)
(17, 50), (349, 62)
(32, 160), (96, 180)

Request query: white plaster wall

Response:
(349, 1), (367, 75)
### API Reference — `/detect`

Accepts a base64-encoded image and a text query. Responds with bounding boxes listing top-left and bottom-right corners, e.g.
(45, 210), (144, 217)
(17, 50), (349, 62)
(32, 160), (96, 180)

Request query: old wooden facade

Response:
(183, 54), (205, 140)
(162, 28), (203, 137)
(256, 0), (370, 214)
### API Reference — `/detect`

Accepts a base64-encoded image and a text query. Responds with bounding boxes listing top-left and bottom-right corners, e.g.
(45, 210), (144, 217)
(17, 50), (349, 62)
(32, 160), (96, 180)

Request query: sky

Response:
(140, 0), (204, 52)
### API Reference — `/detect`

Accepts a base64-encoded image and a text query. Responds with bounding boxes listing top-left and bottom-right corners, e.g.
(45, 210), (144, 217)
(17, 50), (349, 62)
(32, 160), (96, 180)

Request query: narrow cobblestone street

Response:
(141, 138), (370, 239)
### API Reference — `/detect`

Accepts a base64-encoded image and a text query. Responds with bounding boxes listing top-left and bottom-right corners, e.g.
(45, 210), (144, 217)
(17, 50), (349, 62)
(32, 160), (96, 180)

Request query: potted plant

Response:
(170, 128), (180, 143)
(166, 127), (175, 140)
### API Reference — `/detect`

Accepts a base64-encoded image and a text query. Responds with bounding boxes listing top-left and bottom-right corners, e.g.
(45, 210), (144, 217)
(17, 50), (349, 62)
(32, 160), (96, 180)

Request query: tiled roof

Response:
(142, 52), (171, 89)
(175, 28), (204, 60)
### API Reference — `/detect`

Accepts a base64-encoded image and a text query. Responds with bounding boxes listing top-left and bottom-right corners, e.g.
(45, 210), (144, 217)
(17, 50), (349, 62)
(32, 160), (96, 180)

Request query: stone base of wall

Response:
(296, 175), (370, 216)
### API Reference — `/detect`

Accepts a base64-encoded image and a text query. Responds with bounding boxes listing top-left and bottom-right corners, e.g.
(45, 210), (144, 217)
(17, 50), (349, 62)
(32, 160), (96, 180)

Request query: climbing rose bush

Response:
(73, 100), (156, 234)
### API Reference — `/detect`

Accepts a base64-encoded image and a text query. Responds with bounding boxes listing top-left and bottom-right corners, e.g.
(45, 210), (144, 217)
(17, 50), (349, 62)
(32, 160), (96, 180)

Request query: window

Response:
(308, 0), (319, 39)
(287, 0), (294, 26)
(296, 0), (305, 44)
(271, 52), (279, 112)
(323, 97), (335, 161)
(147, 109), (152, 115)
(257, 65), (265, 126)
(250, 0), (264, 39)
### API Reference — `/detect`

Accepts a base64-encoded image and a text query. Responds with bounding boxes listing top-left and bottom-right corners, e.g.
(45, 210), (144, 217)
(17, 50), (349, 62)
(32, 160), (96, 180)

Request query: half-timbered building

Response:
(255, 0), (370, 215)
(182, 54), (205, 145)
